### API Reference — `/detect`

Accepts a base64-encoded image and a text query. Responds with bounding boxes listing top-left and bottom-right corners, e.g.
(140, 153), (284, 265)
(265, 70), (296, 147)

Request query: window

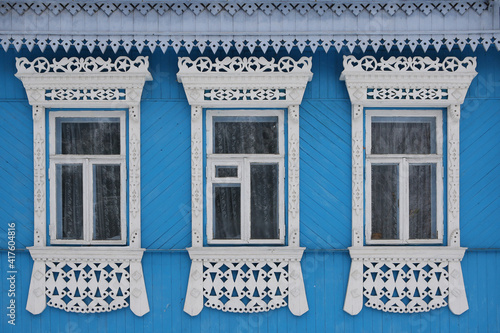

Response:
(49, 111), (127, 245)
(365, 110), (443, 244)
(341, 55), (476, 315)
(206, 110), (285, 244)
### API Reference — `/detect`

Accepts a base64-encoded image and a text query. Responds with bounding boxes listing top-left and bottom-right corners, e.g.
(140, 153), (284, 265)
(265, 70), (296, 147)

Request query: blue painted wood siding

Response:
(0, 46), (499, 332)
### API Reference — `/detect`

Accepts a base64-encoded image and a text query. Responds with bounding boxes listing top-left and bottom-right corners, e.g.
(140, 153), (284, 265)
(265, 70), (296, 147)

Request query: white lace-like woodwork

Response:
(1, 2), (497, 54)
(346, 247), (467, 315)
(341, 56), (476, 316)
(178, 56), (312, 316)
(15, 56), (152, 317)
(185, 248), (307, 315)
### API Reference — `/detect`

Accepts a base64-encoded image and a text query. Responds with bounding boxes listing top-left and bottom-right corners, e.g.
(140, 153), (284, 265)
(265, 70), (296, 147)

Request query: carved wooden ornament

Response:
(177, 56), (312, 316)
(341, 56), (476, 315)
(15, 56), (152, 317)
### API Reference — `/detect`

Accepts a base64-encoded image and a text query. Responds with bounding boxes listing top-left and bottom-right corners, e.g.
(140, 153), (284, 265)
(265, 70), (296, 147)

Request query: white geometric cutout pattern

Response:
(45, 89), (126, 101)
(367, 88), (448, 101)
(203, 89), (286, 101)
(203, 261), (288, 313)
(363, 261), (449, 313)
(3, 36), (499, 55)
(45, 262), (130, 313)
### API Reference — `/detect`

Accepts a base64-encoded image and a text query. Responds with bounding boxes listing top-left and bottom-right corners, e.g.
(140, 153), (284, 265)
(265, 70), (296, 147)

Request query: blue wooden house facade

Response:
(0, 1), (499, 332)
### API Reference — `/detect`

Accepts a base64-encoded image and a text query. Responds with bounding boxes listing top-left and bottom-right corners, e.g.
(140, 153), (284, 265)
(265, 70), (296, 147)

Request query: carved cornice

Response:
(341, 55), (477, 106)
(177, 56), (312, 107)
(15, 56), (152, 107)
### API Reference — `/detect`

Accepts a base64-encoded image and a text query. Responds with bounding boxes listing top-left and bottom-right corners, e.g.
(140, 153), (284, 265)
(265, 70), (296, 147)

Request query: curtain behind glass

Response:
(58, 164), (84, 240)
(409, 164), (436, 239)
(371, 118), (434, 154)
(58, 119), (120, 155)
(213, 185), (241, 239)
(371, 164), (399, 240)
(213, 117), (278, 154)
(250, 164), (279, 239)
(93, 165), (121, 240)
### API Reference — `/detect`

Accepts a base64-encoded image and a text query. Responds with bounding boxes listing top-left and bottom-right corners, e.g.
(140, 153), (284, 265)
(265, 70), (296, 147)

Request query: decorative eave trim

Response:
(177, 56), (313, 107)
(2, 33), (500, 54)
(340, 55), (477, 106)
(0, 1), (491, 18)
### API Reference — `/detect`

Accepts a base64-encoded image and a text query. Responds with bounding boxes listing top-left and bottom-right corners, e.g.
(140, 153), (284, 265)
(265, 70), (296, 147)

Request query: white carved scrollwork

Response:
(203, 261), (289, 313)
(178, 56), (312, 73)
(363, 261), (449, 313)
(343, 56), (476, 73)
(16, 56), (150, 74)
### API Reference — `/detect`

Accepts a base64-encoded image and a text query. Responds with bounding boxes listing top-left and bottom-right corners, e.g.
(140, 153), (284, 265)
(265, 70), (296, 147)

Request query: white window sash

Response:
(365, 110), (444, 245)
(48, 111), (127, 245)
(206, 109), (285, 245)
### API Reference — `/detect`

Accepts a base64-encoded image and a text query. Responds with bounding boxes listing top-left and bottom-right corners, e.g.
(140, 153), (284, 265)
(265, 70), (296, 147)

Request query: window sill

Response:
(187, 246), (305, 261)
(348, 246), (466, 261)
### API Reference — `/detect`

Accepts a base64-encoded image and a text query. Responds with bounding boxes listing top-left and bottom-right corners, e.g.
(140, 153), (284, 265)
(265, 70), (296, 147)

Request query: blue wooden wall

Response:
(0, 45), (499, 332)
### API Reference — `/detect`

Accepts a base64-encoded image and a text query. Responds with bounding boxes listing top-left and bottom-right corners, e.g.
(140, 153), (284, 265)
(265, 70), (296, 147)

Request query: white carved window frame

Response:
(206, 109), (286, 245)
(15, 56), (152, 316)
(365, 109), (444, 245)
(177, 56), (313, 316)
(340, 56), (477, 315)
(48, 110), (128, 245)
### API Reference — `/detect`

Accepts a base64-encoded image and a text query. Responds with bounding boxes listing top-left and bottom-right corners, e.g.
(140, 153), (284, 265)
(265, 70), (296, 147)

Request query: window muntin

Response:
(366, 110), (443, 244)
(207, 110), (285, 244)
(49, 111), (127, 245)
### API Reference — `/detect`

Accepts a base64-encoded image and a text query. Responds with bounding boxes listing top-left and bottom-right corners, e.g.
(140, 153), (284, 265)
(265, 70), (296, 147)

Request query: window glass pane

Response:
(371, 117), (436, 154)
(213, 184), (241, 239)
(371, 164), (399, 240)
(213, 116), (279, 154)
(93, 165), (121, 241)
(56, 164), (84, 240)
(57, 117), (121, 155)
(250, 164), (279, 240)
(215, 166), (238, 178)
(409, 164), (437, 239)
